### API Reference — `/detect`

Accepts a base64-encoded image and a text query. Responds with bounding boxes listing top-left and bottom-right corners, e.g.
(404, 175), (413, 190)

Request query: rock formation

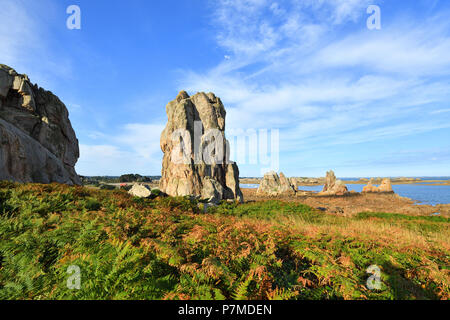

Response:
(159, 91), (243, 203)
(289, 177), (298, 189)
(319, 170), (349, 196)
(128, 184), (152, 198)
(0, 65), (80, 184)
(257, 171), (296, 196)
(362, 178), (394, 193)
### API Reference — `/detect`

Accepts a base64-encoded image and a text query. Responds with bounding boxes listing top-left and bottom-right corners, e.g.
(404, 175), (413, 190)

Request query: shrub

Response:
(100, 184), (116, 191)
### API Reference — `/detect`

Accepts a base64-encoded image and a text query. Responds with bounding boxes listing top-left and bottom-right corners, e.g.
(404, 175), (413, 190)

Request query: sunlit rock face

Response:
(257, 171), (296, 196)
(159, 91), (243, 203)
(0, 64), (80, 184)
(362, 178), (394, 193)
(319, 170), (349, 196)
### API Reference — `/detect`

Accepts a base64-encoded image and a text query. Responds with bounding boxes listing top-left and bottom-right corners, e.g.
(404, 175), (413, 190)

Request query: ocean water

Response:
(240, 183), (450, 206)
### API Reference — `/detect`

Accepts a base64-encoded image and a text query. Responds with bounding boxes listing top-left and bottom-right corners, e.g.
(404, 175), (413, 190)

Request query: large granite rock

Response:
(0, 64), (80, 184)
(319, 170), (349, 196)
(362, 178), (394, 193)
(159, 91), (243, 203)
(257, 171), (296, 196)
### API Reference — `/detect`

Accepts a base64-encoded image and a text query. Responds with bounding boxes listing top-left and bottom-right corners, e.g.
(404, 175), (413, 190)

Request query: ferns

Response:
(232, 275), (254, 300)
(0, 182), (448, 300)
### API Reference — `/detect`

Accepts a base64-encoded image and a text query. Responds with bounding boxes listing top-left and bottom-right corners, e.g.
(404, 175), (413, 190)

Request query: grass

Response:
(0, 181), (448, 300)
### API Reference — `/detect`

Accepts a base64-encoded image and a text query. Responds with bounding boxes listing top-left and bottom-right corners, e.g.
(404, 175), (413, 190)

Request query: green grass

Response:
(356, 212), (450, 235)
(208, 200), (319, 221)
(0, 181), (448, 300)
(356, 211), (450, 223)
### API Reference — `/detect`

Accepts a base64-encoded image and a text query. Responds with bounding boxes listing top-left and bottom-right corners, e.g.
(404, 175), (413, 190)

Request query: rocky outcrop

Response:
(159, 91), (243, 203)
(362, 178), (394, 193)
(319, 170), (349, 196)
(289, 177), (298, 189)
(257, 171), (296, 196)
(0, 65), (80, 184)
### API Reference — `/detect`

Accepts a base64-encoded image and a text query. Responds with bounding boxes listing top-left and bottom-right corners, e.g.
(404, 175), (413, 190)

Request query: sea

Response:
(241, 178), (450, 206)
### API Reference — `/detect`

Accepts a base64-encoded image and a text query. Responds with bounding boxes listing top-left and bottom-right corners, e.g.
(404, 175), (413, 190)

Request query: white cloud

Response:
(0, 0), (39, 67)
(328, 0), (373, 24)
(0, 0), (73, 87)
(76, 123), (165, 176)
(313, 22), (450, 76)
(179, 1), (450, 175)
(430, 108), (450, 115)
(115, 123), (165, 160)
(211, 0), (374, 57)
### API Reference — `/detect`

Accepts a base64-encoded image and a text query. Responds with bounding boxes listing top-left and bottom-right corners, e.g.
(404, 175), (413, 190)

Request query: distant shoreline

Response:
(240, 177), (450, 186)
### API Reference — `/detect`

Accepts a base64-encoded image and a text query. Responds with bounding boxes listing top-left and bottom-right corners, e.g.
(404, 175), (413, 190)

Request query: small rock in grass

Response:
(128, 184), (152, 198)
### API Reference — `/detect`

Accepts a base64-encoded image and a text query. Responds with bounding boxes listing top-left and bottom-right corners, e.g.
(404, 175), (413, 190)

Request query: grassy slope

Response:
(0, 181), (448, 300)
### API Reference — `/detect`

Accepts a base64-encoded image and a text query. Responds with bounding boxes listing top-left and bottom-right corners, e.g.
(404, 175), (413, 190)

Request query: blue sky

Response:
(1, 0), (450, 177)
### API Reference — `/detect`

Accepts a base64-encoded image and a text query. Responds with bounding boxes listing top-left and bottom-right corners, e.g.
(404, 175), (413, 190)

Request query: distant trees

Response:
(119, 174), (152, 183)
(79, 174), (154, 186)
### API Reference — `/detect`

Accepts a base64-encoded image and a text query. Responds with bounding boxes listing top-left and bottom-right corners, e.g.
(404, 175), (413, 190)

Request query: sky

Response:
(1, 0), (449, 178)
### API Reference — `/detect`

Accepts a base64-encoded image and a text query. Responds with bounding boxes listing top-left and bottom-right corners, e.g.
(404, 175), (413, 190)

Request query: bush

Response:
(84, 198), (102, 211)
(100, 184), (116, 191)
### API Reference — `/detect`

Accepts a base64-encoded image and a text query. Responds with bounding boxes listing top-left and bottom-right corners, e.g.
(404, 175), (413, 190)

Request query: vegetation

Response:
(0, 181), (448, 300)
(118, 174), (152, 183)
(79, 175), (159, 186)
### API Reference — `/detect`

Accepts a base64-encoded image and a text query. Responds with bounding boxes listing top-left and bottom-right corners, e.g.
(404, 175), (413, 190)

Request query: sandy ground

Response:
(241, 188), (450, 217)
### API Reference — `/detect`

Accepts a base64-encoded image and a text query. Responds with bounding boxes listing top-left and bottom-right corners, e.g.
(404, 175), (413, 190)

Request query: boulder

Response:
(257, 171), (296, 196)
(319, 170), (349, 196)
(0, 64), (80, 184)
(128, 184), (152, 198)
(159, 91), (243, 203)
(362, 178), (376, 193)
(362, 178), (394, 193)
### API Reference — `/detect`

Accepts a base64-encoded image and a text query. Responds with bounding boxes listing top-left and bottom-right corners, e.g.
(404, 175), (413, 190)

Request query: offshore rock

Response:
(362, 178), (394, 193)
(319, 170), (349, 196)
